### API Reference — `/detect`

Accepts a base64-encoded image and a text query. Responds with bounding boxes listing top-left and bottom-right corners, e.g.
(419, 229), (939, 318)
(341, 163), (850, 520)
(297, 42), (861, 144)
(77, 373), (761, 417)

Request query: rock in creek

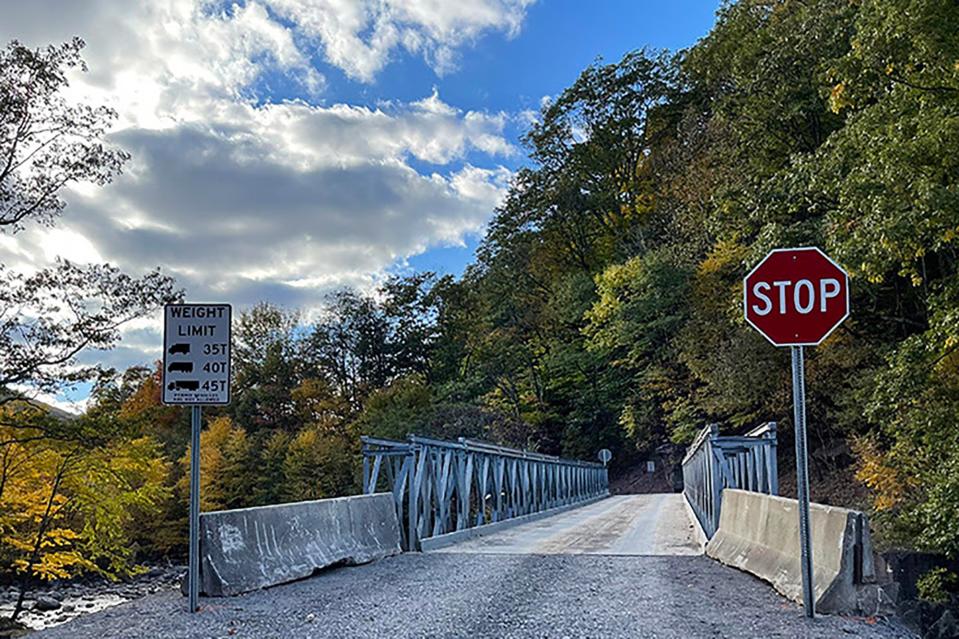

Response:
(33, 596), (61, 612)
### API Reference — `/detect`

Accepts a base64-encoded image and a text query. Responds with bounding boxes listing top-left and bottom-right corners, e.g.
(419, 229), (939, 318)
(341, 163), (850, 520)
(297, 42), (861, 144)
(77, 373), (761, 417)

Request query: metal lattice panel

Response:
(361, 435), (609, 550)
(681, 422), (778, 539)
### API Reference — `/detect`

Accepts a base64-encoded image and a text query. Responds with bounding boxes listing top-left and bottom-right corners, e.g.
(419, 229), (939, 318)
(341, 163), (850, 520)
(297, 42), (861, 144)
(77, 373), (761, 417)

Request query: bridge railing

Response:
(682, 422), (778, 538)
(361, 434), (609, 550)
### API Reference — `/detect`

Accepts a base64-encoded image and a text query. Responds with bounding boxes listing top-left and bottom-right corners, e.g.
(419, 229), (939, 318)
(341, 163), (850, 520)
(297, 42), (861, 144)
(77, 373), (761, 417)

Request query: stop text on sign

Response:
(749, 278), (842, 316)
(743, 247), (849, 346)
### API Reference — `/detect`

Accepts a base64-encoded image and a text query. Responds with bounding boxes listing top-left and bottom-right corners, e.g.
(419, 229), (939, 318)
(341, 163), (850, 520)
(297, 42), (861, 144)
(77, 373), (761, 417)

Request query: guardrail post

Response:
(707, 424), (722, 536)
(767, 422), (779, 495)
(406, 447), (416, 551)
(363, 454), (371, 494)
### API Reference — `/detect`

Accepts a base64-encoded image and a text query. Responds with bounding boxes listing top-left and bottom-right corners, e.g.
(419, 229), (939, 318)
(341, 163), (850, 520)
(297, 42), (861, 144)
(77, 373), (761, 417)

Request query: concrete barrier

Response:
(705, 489), (895, 615)
(197, 493), (401, 596)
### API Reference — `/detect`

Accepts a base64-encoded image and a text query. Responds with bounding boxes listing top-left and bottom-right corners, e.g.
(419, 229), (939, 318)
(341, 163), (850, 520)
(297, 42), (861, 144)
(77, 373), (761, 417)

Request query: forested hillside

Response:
(2, 0), (958, 601)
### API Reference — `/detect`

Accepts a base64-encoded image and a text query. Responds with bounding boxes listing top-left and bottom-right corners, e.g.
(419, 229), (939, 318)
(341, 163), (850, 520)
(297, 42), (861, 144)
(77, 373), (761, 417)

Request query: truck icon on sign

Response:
(167, 362), (194, 373)
(167, 380), (200, 391)
(168, 343), (190, 355)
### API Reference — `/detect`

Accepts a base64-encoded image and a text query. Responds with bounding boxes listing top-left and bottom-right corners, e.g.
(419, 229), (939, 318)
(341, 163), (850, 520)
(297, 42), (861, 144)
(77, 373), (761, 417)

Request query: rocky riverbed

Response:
(0, 565), (184, 636)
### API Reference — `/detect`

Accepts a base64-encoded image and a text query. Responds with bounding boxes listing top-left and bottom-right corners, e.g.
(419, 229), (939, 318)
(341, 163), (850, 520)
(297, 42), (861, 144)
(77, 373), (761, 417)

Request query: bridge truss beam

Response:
(681, 422), (778, 538)
(361, 435), (609, 550)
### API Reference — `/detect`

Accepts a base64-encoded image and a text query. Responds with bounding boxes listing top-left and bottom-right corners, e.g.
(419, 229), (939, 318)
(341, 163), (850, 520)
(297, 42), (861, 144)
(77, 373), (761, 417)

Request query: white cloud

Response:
(0, 0), (527, 377)
(42, 229), (105, 265)
(2, 1), (325, 129)
(264, 0), (534, 81)
(7, 384), (89, 416)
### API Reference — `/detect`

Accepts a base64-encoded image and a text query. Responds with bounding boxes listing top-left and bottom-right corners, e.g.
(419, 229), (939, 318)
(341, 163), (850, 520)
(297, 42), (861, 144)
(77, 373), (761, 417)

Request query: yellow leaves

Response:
(583, 259), (638, 350)
(178, 416), (246, 511)
(40, 527), (82, 548)
(283, 424), (355, 502)
(5, 519), (90, 580)
(3, 537), (35, 553)
(852, 436), (911, 511)
(698, 239), (747, 278)
(829, 82), (852, 114)
(862, 261), (885, 284)
(692, 240), (747, 316)
(18, 550), (95, 581)
(1, 418), (170, 583)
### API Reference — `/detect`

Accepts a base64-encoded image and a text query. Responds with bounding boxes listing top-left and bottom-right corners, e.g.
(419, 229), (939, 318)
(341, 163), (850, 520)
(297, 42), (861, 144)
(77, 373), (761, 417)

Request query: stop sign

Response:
(743, 247), (849, 346)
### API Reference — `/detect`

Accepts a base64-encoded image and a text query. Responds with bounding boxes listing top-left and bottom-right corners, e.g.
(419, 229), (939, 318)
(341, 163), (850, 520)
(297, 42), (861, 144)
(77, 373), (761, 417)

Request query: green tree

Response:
(282, 426), (355, 501)
(353, 375), (434, 441)
(232, 303), (302, 431)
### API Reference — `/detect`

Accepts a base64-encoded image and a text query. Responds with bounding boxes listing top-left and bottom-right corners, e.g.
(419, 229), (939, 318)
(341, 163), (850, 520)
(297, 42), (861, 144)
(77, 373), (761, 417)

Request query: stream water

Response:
(0, 565), (183, 632)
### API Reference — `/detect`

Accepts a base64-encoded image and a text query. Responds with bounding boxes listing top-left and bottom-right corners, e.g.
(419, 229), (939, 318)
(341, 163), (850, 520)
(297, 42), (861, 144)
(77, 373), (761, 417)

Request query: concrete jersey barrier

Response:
(197, 493), (402, 596)
(705, 489), (894, 615)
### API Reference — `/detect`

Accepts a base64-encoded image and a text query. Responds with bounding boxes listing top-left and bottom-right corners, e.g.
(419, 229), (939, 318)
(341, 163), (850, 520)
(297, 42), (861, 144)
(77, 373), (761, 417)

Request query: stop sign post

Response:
(743, 247), (850, 618)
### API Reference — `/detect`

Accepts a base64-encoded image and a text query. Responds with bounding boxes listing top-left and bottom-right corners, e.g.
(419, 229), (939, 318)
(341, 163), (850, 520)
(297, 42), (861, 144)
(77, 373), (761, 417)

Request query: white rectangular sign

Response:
(162, 303), (231, 405)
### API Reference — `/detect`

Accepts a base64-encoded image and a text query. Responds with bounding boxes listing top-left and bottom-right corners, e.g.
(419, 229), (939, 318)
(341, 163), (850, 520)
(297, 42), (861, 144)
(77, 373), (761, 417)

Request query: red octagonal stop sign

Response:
(743, 247), (849, 346)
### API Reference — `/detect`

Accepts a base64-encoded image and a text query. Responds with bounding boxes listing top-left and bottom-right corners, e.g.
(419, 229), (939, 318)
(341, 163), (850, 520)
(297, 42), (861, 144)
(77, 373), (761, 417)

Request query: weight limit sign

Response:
(162, 303), (232, 405)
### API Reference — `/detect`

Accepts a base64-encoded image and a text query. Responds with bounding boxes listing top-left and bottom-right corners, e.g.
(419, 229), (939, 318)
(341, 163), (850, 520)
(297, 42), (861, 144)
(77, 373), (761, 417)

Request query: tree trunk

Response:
(9, 456), (69, 622)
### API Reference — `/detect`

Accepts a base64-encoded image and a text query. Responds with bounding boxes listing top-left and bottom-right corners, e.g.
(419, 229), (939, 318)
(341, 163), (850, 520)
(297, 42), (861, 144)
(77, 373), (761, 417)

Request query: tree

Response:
(0, 263), (180, 400)
(114, 362), (187, 458)
(584, 249), (694, 446)
(0, 37), (180, 410)
(353, 375), (434, 441)
(0, 406), (168, 622)
(175, 416), (247, 513)
(282, 425), (356, 501)
(231, 303), (301, 431)
(1, 38), (127, 231)
(305, 278), (441, 411)
(252, 430), (291, 506)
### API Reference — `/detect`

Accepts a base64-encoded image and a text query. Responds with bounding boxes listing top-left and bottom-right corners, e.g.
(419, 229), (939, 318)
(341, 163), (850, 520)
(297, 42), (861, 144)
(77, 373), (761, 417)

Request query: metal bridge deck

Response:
(430, 494), (702, 556)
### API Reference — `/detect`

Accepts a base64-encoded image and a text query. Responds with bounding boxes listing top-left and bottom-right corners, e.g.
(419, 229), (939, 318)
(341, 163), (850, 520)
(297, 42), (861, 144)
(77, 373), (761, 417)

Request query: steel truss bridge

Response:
(361, 434), (609, 550)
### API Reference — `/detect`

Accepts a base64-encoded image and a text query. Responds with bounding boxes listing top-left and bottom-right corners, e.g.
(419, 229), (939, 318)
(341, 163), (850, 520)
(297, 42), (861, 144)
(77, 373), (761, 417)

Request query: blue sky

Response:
(1, 0), (721, 410)
(315, 1), (719, 112)
(393, 0), (720, 277)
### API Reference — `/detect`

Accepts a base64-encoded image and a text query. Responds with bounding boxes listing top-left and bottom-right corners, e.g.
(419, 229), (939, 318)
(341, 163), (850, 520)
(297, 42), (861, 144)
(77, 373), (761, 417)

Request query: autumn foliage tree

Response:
(0, 37), (180, 622)
(0, 407), (168, 621)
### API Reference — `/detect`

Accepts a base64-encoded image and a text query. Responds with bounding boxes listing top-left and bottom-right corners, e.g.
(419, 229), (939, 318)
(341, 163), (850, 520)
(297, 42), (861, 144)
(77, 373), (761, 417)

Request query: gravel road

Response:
(33, 553), (914, 639)
(431, 494), (701, 555)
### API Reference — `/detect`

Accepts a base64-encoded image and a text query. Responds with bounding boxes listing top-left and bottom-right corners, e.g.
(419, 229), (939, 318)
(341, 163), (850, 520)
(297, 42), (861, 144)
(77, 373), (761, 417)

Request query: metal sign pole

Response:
(791, 346), (815, 617)
(162, 303), (231, 613)
(188, 405), (201, 613)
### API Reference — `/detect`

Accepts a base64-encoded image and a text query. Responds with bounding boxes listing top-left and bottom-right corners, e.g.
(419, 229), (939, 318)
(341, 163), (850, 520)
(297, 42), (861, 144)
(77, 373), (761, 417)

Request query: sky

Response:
(0, 0), (720, 411)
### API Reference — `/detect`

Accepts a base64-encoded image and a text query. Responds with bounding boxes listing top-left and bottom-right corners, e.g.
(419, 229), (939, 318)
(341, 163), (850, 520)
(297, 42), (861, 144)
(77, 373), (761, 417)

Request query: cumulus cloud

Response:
(0, 0), (528, 375)
(7, 98), (514, 300)
(263, 0), (534, 81)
